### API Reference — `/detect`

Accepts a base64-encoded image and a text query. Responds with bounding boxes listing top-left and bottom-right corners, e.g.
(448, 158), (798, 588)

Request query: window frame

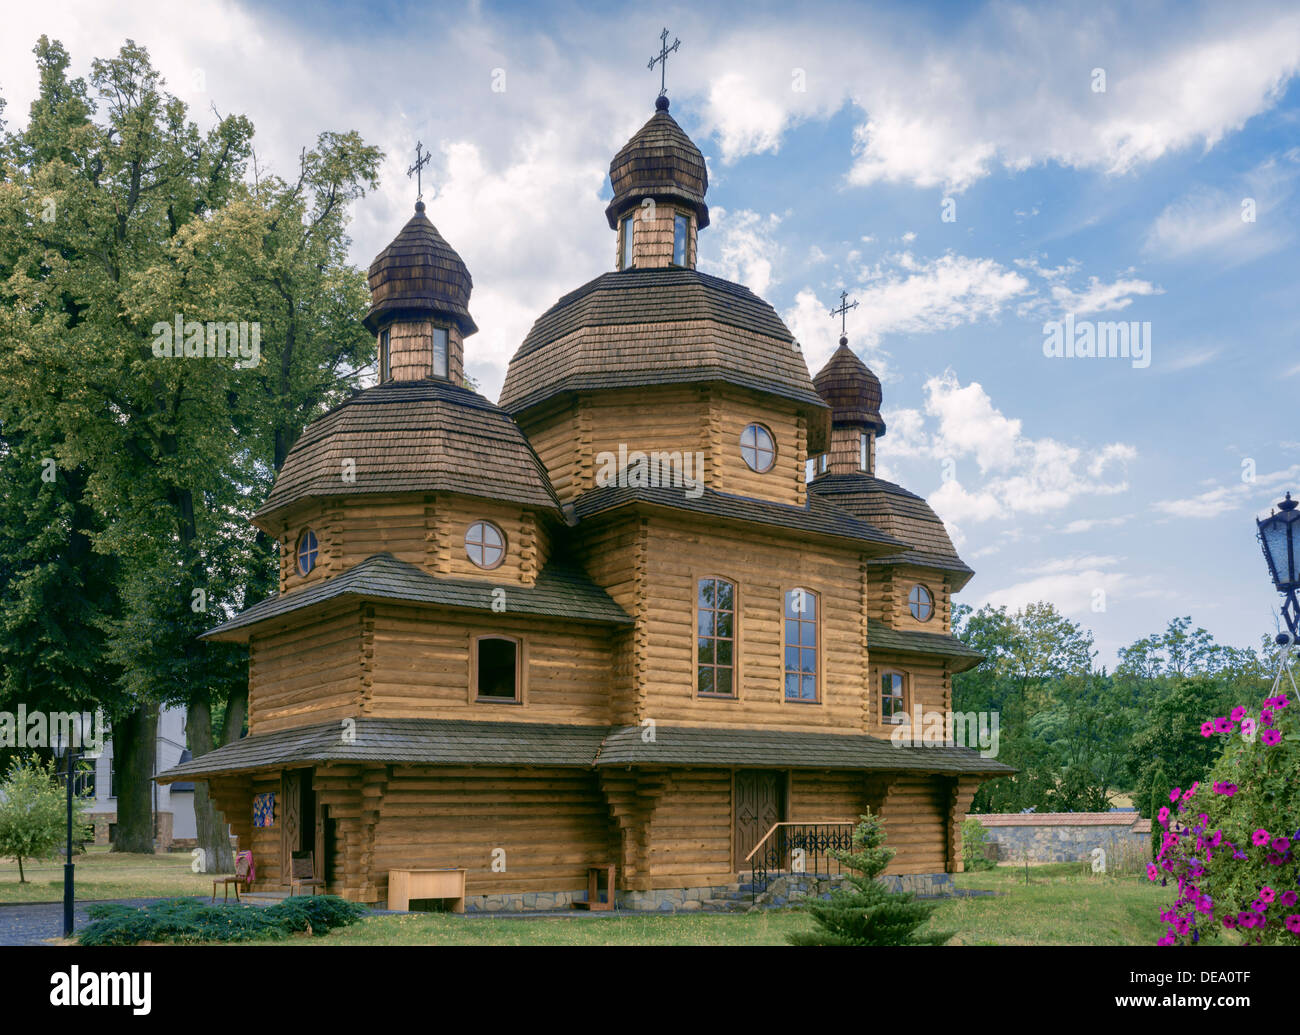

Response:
(880, 668), (909, 725)
(694, 574), (740, 700)
(296, 528), (319, 576)
(860, 432), (869, 472)
(622, 214), (635, 269)
(433, 325), (449, 379)
(380, 329), (391, 382)
(672, 212), (689, 266)
(739, 423), (777, 474)
(471, 634), (526, 705)
(908, 583), (935, 623)
(465, 520), (507, 570)
(781, 586), (822, 704)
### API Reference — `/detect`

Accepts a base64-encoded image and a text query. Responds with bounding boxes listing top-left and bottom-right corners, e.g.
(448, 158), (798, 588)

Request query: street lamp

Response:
(53, 717), (100, 940)
(1257, 491), (1300, 642)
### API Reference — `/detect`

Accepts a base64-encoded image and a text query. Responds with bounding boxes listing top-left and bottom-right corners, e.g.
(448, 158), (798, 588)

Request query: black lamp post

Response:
(1257, 491), (1300, 643)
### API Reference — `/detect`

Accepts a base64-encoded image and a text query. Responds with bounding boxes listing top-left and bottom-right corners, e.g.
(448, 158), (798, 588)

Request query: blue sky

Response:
(4, 0), (1298, 664)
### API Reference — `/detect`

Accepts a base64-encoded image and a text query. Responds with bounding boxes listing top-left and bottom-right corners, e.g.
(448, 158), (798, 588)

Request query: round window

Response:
(465, 521), (506, 569)
(739, 423), (776, 473)
(908, 584), (934, 622)
(296, 529), (319, 575)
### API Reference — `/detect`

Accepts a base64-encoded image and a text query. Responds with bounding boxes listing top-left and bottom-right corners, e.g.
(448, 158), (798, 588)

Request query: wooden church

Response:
(160, 83), (1012, 911)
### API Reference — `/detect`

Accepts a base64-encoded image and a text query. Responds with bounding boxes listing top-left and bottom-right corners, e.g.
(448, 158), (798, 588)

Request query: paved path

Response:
(0, 897), (199, 946)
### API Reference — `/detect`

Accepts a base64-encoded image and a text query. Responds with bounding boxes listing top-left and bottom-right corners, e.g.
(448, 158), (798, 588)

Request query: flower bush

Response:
(1149, 678), (1299, 945)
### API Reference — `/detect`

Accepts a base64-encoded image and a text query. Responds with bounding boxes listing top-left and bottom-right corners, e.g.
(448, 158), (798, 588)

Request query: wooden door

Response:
(734, 771), (785, 869)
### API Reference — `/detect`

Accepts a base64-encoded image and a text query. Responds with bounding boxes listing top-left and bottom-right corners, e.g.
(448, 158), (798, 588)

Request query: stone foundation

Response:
(89, 811), (175, 852)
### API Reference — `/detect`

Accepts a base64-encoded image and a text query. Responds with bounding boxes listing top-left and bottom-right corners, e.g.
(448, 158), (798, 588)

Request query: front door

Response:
(734, 770), (786, 869)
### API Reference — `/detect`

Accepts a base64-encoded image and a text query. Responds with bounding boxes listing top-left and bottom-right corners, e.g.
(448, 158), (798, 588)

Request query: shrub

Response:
(78, 895), (368, 945)
(962, 817), (996, 871)
(0, 755), (92, 882)
(1149, 683), (1299, 945)
(788, 811), (952, 946)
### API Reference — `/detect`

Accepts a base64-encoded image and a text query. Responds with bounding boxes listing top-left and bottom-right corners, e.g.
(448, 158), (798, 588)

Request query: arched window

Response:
(475, 636), (520, 702)
(465, 521), (506, 569)
(296, 529), (319, 575)
(783, 587), (819, 701)
(740, 423), (776, 473)
(908, 584), (934, 622)
(697, 577), (736, 697)
(881, 670), (908, 724)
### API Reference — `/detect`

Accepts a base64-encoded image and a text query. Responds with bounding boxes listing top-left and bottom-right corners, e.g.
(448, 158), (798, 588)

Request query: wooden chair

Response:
(289, 850), (326, 896)
(212, 851), (254, 903)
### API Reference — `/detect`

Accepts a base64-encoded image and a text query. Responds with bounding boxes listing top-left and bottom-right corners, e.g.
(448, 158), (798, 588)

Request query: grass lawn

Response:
(246, 862), (1168, 946)
(0, 847), (213, 904)
(6, 850), (1169, 944)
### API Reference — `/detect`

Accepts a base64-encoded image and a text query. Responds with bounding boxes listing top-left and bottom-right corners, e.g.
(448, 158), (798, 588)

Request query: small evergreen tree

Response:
(0, 755), (92, 882)
(788, 811), (952, 946)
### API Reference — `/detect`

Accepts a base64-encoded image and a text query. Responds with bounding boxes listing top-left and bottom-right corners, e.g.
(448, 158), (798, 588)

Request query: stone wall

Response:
(974, 812), (1151, 867)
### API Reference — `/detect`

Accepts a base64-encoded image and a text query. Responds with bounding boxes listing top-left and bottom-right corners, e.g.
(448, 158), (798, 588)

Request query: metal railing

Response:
(744, 821), (856, 902)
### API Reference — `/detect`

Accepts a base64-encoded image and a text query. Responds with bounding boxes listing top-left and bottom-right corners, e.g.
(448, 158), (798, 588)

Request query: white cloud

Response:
(1152, 465), (1300, 519)
(697, 208), (782, 297)
(1060, 514), (1133, 534)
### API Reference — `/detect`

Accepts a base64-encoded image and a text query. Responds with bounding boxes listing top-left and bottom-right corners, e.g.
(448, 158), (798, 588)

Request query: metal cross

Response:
(830, 290), (859, 337)
(406, 141), (432, 201)
(648, 27), (681, 97)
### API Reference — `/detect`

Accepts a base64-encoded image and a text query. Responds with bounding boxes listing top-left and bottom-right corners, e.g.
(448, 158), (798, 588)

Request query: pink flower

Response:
(1262, 708), (1275, 726)
(1286, 915), (1300, 935)
(1201, 722), (1214, 737)
(1262, 729), (1282, 746)
(1241, 718), (1257, 737)
(1231, 705), (1247, 721)
(1272, 837), (1290, 854)
(1158, 807), (1170, 826)
(1146, 863), (1158, 881)
(1281, 891), (1298, 907)
(1252, 899), (1268, 913)
(1260, 886), (1276, 903)
(1209, 830), (1223, 848)
(1213, 717), (1231, 732)
(1253, 829), (1272, 846)
(1223, 915), (1238, 929)
(1170, 788), (1182, 803)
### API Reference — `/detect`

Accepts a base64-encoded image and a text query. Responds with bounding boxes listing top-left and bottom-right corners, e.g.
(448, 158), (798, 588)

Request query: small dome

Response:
(604, 98), (709, 229)
(813, 342), (885, 434)
(363, 202), (477, 336)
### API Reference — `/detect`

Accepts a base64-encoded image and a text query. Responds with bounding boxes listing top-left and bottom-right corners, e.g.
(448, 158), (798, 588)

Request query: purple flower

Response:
(1223, 915), (1238, 929)
(1253, 828), (1272, 846)
(1286, 915), (1300, 935)
(1231, 705), (1247, 721)
(1272, 837), (1291, 854)
(1158, 807), (1170, 826)
(1267, 853), (1286, 866)
(1213, 717), (1231, 732)
(1262, 729), (1282, 746)
(1281, 891), (1298, 907)
(1261, 886), (1276, 903)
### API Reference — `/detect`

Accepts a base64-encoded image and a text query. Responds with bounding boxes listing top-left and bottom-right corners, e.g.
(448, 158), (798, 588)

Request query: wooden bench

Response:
(387, 868), (467, 913)
(573, 864), (616, 911)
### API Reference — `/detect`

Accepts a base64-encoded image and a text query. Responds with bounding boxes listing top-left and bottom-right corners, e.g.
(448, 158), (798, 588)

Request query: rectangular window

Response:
(697, 577), (736, 697)
(882, 672), (906, 723)
(433, 327), (448, 379)
(476, 637), (519, 701)
(622, 215), (635, 269)
(860, 433), (868, 471)
(380, 329), (390, 382)
(783, 588), (818, 701)
(673, 213), (689, 265)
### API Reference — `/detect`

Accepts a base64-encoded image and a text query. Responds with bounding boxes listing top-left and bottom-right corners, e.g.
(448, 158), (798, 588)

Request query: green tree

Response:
(1148, 764), (1168, 863)
(0, 755), (92, 882)
(787, 812), (951, 946)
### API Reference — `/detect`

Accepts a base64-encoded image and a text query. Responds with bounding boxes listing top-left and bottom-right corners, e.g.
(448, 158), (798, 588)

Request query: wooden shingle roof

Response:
(570, 482), (909, 552)
(202, 552), (632, 641)
(604, 97), (709, 229)
(256, 379), (561, 520)
(363, 201), (477, 335)
(813, 343), (885, 433)
(499, 268), (830, 434)
(867, 618), (985, 672)
(810, 474), (973, 586)
(156, 717), (1016, 783)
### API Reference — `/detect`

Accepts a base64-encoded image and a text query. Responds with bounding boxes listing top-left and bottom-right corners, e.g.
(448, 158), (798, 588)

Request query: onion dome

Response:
(363, 201), (477, 336)
(254, 379), (560, 525)
(604, 96), (709, 230)
(813, 341), (885, 436)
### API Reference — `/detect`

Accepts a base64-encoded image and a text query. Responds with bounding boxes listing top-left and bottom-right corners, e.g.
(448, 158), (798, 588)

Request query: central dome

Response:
(604, 97), (709, 230)
(363, 201), (477, 336)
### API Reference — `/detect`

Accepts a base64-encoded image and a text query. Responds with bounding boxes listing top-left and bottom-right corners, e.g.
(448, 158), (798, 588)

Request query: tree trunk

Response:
(187, 694), (234, 874)
(111, 706), (157, 853)
(17, 855), (26, 883)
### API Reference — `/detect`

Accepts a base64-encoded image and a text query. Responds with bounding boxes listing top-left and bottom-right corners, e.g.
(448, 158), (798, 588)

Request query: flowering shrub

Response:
(1149, 679), (1299, 945)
